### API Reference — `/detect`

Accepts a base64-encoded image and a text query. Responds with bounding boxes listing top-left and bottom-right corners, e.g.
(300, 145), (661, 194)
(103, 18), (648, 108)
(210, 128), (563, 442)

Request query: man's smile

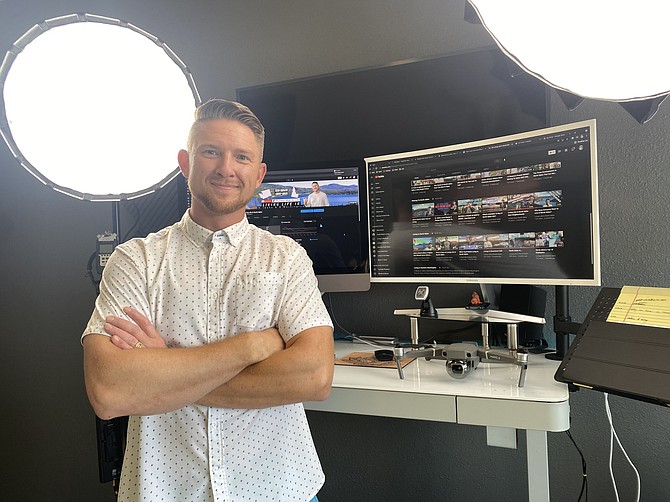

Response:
(210, 181), (241, 190)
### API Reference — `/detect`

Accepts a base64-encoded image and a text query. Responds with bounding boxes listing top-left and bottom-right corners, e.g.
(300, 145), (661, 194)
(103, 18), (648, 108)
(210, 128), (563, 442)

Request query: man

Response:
(461, 201), (477, 214)
(305, 181), (329, 207)
(82, 99), (334, 501)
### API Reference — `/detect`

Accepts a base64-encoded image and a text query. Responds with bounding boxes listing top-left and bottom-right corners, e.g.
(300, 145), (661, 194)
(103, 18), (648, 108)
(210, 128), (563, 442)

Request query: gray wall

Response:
(1, 1), (668, 500)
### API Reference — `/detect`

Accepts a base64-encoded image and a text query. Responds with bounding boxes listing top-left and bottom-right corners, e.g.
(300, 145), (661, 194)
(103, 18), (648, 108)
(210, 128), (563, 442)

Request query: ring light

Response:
(467, 0), (670, 102)
(0, 13), (200, 201)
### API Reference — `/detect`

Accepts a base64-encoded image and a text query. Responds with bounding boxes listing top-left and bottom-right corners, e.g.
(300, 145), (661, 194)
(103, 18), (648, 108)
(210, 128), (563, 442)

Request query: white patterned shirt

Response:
(82, 211), (333, 502)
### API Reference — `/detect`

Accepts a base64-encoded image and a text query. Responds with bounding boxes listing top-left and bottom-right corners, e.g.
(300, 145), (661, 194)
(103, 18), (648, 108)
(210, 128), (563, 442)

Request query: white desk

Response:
(305, 340), (570, 502)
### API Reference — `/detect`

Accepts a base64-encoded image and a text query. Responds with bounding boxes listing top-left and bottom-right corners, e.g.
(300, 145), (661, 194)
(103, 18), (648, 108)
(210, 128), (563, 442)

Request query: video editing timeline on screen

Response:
(367, 122), (598, 284)
(245, 166), (365, 275)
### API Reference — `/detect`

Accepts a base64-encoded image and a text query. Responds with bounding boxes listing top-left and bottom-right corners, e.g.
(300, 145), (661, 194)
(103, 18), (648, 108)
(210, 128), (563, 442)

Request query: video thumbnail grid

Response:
(411, 231), (564, 253)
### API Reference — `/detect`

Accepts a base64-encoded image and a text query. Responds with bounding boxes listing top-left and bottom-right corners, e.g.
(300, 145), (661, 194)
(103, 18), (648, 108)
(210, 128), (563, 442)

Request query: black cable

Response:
(85, 251), (101, 295)
(324, 292), (357, 339)
(120, 199), (140, 242)
(566, 429), (588, 501)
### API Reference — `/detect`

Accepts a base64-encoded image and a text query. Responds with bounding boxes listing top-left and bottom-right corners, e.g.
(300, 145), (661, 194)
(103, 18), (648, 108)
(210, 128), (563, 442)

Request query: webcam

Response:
(415, 286), (437, 318)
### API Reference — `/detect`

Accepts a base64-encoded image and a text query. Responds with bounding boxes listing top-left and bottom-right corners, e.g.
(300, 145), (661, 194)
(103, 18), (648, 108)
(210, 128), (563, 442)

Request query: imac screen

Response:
(366, 120), (600, 286)
(246, 163), (370, 292)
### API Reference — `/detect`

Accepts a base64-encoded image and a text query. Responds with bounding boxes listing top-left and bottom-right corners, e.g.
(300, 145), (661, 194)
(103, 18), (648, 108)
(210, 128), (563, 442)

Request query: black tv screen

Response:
(237, 46), (549, 165)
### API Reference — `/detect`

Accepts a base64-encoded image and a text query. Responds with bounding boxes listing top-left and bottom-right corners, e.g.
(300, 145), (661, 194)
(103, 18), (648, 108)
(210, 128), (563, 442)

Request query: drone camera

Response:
(442, 342), (480, 379)
(446, 359), (474, 379)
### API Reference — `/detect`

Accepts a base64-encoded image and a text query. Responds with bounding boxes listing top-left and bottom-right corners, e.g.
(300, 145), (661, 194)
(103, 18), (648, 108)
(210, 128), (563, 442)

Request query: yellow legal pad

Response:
(607, 285), (670, 329)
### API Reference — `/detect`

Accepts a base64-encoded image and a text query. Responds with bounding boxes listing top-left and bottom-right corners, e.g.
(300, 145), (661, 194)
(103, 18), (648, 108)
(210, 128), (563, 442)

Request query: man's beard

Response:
(189, 179), (249, 215)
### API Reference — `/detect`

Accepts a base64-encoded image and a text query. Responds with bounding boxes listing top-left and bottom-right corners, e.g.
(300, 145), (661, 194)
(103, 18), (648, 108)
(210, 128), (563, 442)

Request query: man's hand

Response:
(105, 307), (167, 349)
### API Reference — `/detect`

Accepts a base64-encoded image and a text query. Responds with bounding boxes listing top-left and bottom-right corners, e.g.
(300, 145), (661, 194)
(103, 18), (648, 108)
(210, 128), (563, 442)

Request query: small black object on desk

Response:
(420, 298), (437, 317)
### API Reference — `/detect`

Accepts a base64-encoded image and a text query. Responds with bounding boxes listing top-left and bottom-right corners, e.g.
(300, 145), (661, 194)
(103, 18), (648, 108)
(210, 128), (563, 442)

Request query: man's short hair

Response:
(187, 98), (265, 158)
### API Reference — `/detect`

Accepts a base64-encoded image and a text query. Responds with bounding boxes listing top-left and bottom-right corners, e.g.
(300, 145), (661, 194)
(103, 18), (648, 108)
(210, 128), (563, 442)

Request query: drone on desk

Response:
(391, 340), (529, 387)
(390, 286), (541, 387)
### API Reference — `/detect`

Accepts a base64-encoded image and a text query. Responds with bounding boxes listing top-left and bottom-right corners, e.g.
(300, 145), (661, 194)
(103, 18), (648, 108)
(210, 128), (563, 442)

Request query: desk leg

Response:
(526, 429), (550, 502)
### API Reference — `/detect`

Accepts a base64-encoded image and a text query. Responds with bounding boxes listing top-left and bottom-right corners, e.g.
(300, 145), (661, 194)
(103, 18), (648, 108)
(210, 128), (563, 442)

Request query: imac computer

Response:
(366, 120), (600, 289)
(245, 162), (370, 293)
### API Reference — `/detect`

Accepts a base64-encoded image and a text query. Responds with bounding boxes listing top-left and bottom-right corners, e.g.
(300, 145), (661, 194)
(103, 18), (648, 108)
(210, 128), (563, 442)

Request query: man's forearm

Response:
(84, 329), (282, 419)
(196, 326), (334, 409)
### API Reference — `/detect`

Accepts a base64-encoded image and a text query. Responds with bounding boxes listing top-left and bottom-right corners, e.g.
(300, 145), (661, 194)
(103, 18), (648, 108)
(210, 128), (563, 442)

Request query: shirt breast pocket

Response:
(234, 272), (285, 331)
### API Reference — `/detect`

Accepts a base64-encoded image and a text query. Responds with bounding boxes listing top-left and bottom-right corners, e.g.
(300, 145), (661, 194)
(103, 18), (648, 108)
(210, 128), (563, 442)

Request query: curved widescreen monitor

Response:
(366, 120), (600, 286)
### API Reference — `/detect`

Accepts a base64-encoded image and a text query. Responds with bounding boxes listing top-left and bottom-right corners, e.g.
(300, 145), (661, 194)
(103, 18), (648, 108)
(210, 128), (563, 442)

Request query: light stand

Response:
(94, 201), (125, 493)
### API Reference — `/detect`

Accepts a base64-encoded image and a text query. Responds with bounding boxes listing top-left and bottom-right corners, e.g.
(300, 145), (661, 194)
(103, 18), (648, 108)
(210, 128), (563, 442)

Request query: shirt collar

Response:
(213, 216), (249, 247)
(180, 210), (250, 248)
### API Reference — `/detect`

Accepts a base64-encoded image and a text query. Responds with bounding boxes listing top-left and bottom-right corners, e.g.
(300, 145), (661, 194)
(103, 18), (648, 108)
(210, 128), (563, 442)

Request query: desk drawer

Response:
(305, 387), (457, 422)
(457, 397), (569, 431)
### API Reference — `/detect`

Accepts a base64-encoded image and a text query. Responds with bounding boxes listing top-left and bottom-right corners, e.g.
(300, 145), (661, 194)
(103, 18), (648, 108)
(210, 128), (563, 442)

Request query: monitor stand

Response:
(394, 307), (546, 337)
(546, 285), (583, 360)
